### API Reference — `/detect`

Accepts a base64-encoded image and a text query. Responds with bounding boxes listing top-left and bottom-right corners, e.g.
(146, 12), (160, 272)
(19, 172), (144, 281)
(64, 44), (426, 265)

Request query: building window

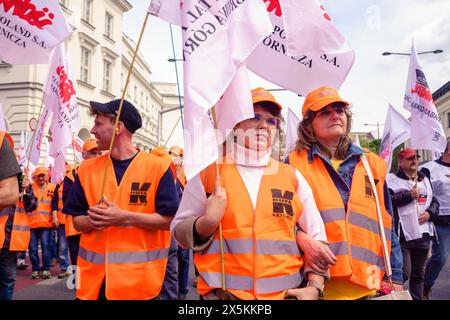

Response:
(80, 47), (91, 83)
(105, 12), (113, 39)
(134, 86), (138, 103)
(448, 112), (450, 128)
(103, 60), (112, 92)
(83, 0), (93, 24)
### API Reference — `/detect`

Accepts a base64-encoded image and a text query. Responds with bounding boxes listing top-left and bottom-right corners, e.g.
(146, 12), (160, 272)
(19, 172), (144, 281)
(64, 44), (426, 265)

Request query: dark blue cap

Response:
(89, 99), (142, 134)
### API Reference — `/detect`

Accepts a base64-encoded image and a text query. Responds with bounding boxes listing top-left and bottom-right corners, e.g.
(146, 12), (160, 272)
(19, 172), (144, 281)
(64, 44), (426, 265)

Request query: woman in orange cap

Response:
(287, 86), (404, 299)
(171, 88), (327, 300)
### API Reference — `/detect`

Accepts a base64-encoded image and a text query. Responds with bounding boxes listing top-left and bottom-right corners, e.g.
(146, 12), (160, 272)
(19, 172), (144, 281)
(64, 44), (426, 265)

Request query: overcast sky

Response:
(124, 0), (450, 141)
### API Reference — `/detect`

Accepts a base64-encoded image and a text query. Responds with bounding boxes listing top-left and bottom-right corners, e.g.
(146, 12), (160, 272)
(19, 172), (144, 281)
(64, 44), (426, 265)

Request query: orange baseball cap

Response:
(151, 146), (172, 162)
(302, 86), (349, 117)
(82, 138), (98, 152)
(251, 87), (283, 110)
(33, 166), (47, 177)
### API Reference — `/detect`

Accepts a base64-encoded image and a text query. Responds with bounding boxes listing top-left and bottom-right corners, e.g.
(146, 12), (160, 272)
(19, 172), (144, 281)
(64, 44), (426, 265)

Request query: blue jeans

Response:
(57, 225), (69, 271)
(177, 247), (190, 296)
(424, 224), (450, 289)
(50, 228), (57, 260)
(0, 249), (16, 300)
(29, 228), (52, 271)
(160, 237), (179, 300)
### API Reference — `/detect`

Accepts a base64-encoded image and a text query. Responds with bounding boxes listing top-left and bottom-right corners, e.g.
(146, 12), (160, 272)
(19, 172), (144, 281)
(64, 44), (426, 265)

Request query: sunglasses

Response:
(249, 113), (279, 126)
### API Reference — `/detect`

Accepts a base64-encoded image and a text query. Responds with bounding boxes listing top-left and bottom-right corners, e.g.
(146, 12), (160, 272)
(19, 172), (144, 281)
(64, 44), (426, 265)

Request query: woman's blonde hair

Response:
(294, 106), (353, 160)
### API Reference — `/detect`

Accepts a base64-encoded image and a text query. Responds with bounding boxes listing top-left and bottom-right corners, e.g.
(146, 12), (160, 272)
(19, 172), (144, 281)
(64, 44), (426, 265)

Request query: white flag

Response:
(44, 43), (80, 156)
(0, 0), (71, 64)
(285, 108), (300, 155)
(403, 41), (446, 153)
(148, 0), (181, 25)
(17, 131), (26, 165)
(280, 0), (350, 56)
(43, 137), (54, 168)
(50, 150), (65, 184)
(150, 0), (272, 179)
(72, 136), (84, 162)
(379, 104), (411, 172)
(247, 0), (355, 95)
(353, 134), (361, 148)
(0, 102), (6, 131)
(29, 104), (52, 166)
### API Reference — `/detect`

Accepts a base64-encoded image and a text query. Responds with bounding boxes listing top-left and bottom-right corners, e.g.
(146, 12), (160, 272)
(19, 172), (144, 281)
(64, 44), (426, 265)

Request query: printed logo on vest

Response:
(364, 175), (379, 199)
(129, 182), (151, 205)
(418, 194), (427, 204)
(272, 189), (294, 220)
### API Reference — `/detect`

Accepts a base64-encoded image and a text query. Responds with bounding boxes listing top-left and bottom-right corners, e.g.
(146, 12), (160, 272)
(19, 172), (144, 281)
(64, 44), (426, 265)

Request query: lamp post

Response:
(382, 49), (443, 56)
(364, 122), (383, 140)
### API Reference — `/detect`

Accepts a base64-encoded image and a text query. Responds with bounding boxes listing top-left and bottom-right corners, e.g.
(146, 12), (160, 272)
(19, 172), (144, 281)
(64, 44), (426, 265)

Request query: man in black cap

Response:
(63, 99), (180, 300)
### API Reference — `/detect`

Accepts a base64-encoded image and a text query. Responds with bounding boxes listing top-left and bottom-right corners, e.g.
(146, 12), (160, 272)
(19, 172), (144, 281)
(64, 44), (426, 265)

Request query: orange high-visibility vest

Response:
(195, 156), (304, 300)
(76, 152), (172, 300)
(0, 132), (16, 247)
(29, 183), (55, 229)
(63, 170), (80, 237)
(288, 150), (392, 289)
(10, 199), (31, 251)
(55, 182), (66, 225)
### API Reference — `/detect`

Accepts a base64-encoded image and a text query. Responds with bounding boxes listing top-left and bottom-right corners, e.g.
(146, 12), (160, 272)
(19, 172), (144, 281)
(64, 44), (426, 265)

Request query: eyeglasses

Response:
(249, 113), (279, 126)
(317, 104), (346, 117)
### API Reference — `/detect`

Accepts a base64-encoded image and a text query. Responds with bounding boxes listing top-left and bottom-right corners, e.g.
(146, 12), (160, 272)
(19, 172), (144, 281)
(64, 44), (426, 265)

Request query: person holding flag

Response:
(63, 99), (179, 300)
(287, 86), (404, 299)
(421, 137), (450, 299)
(172, 88), (327, 300)
(386, 149), (438, 300)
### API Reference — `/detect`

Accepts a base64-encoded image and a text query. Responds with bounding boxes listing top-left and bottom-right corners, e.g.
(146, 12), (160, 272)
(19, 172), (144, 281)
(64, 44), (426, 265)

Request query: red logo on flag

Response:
(0, 0), (55, 29)
(56, 66), (75, 106)
(320, 5), (332, 21)
(264, 0), (282, 17)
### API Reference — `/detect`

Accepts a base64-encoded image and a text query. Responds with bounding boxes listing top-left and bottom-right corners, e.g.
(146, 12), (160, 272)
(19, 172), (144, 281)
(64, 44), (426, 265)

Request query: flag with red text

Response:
(0, 0), (71, 64)
(403, 41), (446, 153)
(247, 0), (354, 95)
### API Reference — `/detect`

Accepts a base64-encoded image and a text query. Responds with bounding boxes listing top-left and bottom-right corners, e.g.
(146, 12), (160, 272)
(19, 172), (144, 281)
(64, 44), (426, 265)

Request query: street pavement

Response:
(12, 251), (450, 300)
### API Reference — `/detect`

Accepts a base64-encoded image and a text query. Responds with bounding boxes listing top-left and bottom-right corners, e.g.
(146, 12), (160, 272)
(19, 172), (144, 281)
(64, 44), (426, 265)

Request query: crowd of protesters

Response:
(0, 86), (449, 300)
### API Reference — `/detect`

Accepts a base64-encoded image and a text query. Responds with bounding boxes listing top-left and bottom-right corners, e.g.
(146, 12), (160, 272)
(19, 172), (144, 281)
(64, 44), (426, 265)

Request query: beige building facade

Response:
(0, 0), (180, 162)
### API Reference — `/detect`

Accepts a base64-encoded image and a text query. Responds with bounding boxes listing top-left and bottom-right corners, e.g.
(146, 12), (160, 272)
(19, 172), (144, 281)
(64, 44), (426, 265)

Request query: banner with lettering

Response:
(150, 0), (272, 179)
(403, 40), (446, 153)
(29, 104), (51, 166)
(44, 43), (80, 156)
(247, 0), (354, 95)
(0, 0), (71, 64)
(379, 104), (411, 172)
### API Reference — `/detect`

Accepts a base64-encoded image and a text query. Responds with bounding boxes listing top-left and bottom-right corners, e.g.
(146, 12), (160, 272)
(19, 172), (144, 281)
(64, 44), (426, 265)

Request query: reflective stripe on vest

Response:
(200, 271), (303, 294)
(29, 184), (55, 229)
(198, 239), (299, 256)
(10, 200), (31, 251)
(195, 158), (304, 299)
(76, 152), (172, 300)
(289, 150), (392, 289)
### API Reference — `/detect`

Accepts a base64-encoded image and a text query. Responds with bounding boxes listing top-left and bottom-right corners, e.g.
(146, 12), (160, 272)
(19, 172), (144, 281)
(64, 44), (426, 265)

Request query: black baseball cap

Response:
(89, 99), (142, 134)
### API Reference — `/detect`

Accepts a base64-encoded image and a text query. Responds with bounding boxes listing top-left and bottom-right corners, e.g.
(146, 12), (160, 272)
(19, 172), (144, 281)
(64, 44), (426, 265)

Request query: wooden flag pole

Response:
(211, 106), (226, 291)
(98, 12), (150, 201)
(24, 92), (46, 194)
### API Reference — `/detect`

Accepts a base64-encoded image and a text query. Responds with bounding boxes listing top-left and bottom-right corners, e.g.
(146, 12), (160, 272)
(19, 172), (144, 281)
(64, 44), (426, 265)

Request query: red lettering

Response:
(264, 0), (282, 17)
(411, 83), (433, 103)
(0, 0), (55, 29)
(56, 65), (75, 106)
